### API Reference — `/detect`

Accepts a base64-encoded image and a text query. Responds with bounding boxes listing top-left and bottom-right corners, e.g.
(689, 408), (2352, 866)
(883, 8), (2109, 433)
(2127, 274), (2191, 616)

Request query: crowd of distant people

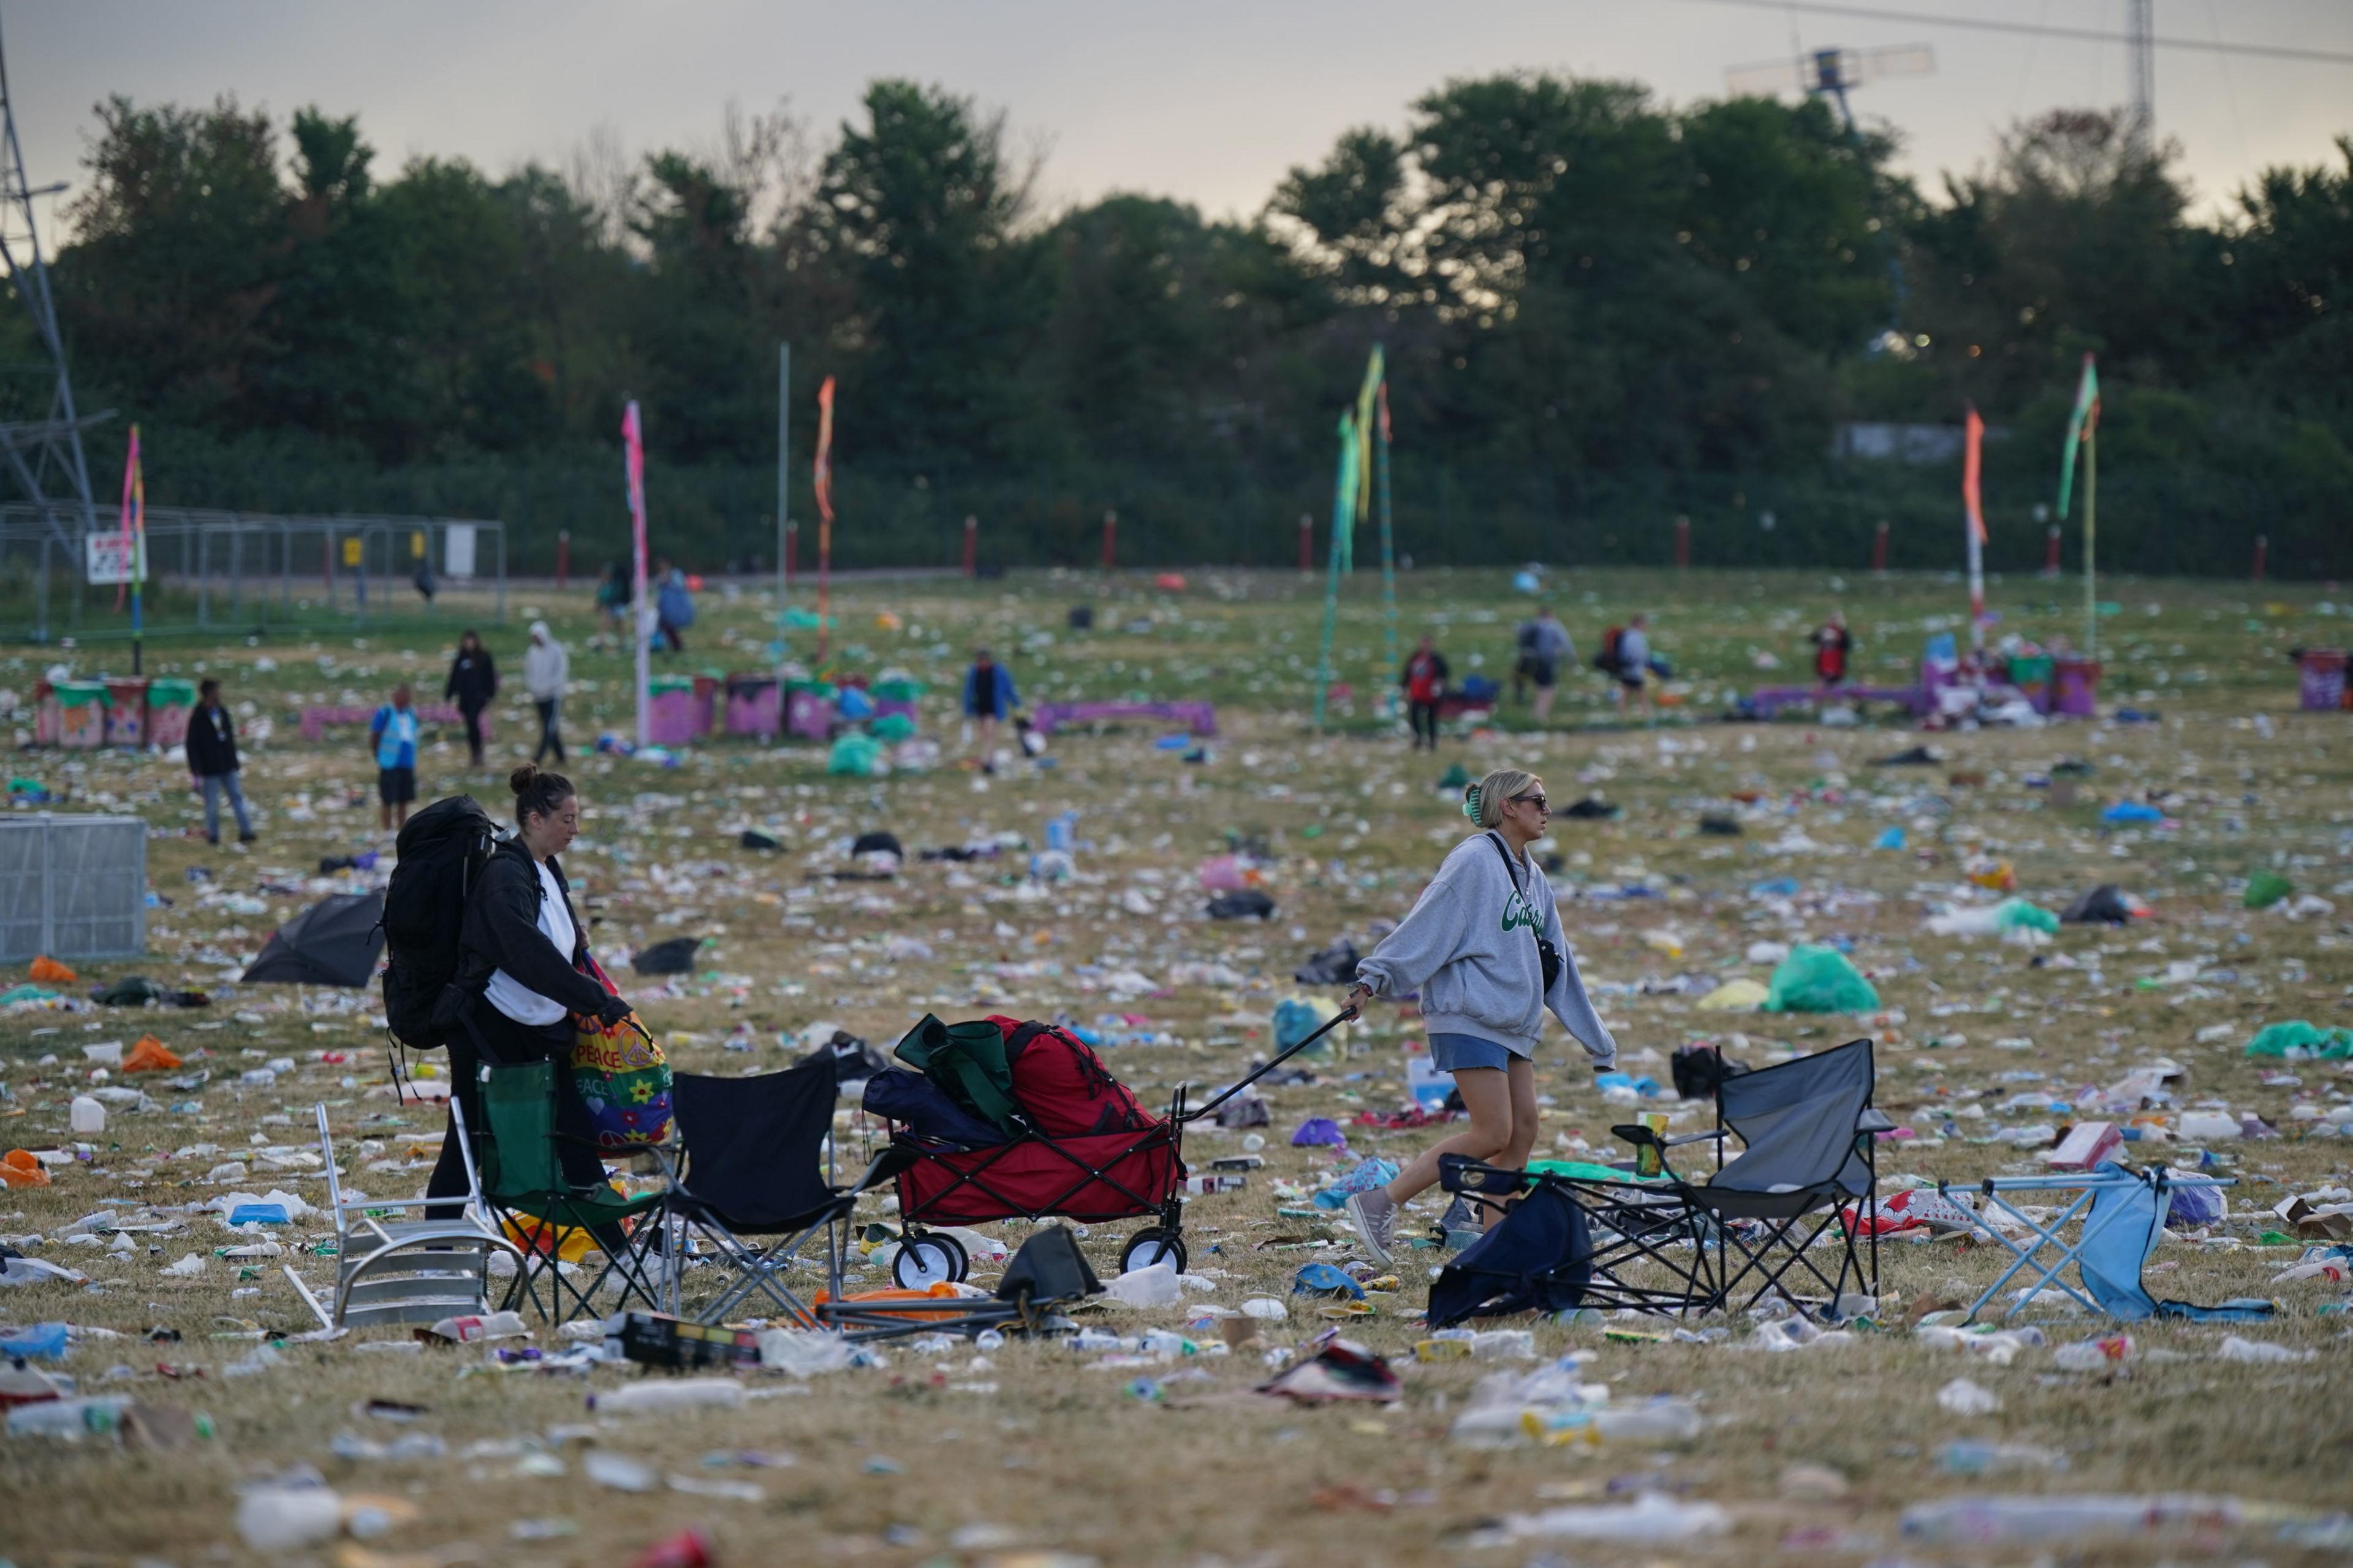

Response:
(1393, 604), (1859, 745)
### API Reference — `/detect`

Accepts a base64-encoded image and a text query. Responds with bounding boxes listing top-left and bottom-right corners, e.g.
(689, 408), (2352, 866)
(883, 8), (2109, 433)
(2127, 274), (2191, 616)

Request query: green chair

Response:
(476, 1059), (672, 1324)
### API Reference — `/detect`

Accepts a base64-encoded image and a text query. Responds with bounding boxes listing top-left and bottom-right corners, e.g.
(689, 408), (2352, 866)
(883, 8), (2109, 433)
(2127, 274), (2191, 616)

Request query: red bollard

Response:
(1673, 515), (1690, 569)
(962, 514), (978, 578)
(784, 521), (798, 587)
(1298, 513), (1313, 574)
(555, 529), (569, 591)
(2043, 523), (2061, 578)
(1101, 509), (1118, 570)
(2253, 533), (2267, 583)
(1871, 518), (1889, 575)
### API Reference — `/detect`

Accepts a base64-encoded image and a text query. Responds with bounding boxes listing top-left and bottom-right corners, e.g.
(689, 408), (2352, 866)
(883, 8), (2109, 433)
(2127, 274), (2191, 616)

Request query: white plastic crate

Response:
(0, 814), (146, 961)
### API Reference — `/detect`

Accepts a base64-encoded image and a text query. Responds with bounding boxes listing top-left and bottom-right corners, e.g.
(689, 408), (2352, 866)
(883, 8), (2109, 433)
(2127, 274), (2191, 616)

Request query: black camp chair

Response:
(633, 1057), (912, 1327)
(1611, 1036), (1889, 1320)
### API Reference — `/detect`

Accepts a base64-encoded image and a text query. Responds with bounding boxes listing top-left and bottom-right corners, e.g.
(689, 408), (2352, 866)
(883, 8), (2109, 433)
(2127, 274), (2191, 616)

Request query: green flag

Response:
(2054, 353), (2100, 520)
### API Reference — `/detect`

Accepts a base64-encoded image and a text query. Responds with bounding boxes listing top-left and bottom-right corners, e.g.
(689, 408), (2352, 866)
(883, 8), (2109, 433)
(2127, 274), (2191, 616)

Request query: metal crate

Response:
(0, 814), (147, 961)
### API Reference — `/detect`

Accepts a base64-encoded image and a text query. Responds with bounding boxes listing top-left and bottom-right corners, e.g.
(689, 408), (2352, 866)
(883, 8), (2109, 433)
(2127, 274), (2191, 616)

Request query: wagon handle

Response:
(1185, 1003), (1358, 1123)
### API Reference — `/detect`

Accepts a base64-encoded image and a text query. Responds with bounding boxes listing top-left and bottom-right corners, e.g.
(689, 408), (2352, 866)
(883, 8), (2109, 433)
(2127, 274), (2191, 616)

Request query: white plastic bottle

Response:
(69, 1095), (105, 1135)
(236, 1486), (345, 1550)
(588, 1377), (745, 1415)
(6, 1396), (132, 1439)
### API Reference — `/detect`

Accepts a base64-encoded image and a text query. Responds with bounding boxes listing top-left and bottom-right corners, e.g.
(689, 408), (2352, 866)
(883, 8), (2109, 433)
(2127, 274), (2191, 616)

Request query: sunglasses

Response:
(1511, 793), (1549, 813)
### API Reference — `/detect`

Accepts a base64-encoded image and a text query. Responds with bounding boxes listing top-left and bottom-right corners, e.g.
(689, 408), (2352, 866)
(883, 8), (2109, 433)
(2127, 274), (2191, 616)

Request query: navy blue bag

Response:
(862, 1067), (1012, 1149)
(1427, 1180), (1593, 1328)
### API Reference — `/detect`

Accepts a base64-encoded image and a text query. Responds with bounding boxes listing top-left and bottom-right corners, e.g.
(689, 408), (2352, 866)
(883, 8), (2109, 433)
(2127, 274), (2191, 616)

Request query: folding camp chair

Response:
(1609, 1037), (1890, 1320)
(1945, 1165), (2253, 1323)
(1429, 1155), (1719, 1325)
(475, 1059), (671, 1325)
(631, 1057), (914, 1327)
(282, 1100), (526, 1331)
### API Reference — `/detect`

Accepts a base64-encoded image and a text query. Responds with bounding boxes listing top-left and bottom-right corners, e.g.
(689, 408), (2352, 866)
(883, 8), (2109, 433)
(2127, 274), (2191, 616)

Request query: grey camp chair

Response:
(284, 1099), (525, 1331)
(1612, 1037), (1889, 1320)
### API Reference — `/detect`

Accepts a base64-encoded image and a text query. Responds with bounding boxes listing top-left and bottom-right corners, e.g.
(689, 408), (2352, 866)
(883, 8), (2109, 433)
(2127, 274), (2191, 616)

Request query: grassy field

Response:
(3, 566), (2351, 1567)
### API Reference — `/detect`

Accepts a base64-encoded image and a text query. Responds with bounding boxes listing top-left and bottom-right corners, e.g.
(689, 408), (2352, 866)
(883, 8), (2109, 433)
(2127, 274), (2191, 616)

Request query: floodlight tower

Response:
(2124, 0), (2156, 153)
(1724, 42), (1935, 132)
(0, 10), (104, 640)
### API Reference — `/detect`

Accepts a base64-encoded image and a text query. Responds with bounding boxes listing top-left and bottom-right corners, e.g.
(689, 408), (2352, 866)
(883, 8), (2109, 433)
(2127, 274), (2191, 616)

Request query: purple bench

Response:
(1748, 684), (1927, 719)
(1030, 700), (1218, 737)
(299, 703), (489, 742)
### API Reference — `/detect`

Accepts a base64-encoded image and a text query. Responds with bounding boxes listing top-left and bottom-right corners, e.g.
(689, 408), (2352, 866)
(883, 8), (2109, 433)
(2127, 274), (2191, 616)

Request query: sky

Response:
(9, 0), (2352, 243)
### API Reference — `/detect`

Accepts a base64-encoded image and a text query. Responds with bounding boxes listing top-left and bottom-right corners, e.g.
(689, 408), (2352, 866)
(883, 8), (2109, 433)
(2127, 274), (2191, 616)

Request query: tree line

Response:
(9, 75), (2350, 576)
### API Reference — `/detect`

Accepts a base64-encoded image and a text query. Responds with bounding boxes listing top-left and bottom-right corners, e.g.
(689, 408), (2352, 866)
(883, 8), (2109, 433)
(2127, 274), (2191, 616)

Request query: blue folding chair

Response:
(1944, 1164), (2268, 1322)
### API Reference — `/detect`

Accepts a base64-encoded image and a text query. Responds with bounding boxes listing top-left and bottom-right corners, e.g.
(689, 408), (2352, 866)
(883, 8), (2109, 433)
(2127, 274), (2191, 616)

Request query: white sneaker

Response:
(1344, 1189), (1398, 1266)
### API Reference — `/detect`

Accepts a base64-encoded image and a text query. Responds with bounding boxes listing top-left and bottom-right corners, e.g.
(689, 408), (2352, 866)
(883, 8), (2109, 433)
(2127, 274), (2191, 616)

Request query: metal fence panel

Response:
(0, 814), (146, 961)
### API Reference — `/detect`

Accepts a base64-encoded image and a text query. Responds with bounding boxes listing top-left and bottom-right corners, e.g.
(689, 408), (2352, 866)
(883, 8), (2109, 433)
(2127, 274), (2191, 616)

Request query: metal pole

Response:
(775, 343), (790, 657)
(1101, 509), (1116, 571)
(2082, 425), (2097, 662)
(494, 522), (507, 625)
(1376, 384), (1396, 696)
(963, 513), (977, 578)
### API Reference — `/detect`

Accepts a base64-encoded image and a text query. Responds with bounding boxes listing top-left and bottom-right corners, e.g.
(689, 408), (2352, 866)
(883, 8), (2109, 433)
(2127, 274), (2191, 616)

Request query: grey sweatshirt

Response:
(1355, 831), (1617, 1067)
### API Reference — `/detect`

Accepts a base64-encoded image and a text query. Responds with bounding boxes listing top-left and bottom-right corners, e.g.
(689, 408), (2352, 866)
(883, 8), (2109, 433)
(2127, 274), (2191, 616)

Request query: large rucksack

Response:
(1592, 625), (1623, 672)
(988, 1016), (1154, 1138)
(381, 796), (498, 1049)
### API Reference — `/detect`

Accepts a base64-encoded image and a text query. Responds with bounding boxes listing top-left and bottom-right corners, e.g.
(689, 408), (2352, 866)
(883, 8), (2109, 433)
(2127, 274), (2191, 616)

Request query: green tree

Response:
(809, 80), (1048, 463)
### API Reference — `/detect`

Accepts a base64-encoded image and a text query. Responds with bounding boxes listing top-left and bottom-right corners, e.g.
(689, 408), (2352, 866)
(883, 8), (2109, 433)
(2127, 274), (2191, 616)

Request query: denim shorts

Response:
(1428, 1032), (1515, 1072)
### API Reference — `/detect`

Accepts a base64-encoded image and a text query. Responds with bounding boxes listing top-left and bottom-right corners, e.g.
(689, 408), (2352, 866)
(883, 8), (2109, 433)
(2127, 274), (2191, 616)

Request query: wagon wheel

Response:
(892, 1230), (969, 1289)
(1119, 1227), (1186, 1274)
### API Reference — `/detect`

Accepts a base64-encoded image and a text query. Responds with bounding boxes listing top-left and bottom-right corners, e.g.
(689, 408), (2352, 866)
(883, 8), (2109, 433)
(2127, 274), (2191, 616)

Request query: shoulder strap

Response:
(1484, 831), (1525, 895)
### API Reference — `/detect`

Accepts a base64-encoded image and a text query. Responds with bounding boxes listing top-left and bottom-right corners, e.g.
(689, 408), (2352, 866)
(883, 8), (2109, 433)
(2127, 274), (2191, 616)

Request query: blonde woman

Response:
(1340, 767), (1616, 1263)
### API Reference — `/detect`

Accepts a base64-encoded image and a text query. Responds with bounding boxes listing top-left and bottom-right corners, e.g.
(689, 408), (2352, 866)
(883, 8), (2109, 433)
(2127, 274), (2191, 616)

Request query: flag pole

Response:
(813, 376), (836, 666)
(775, 343), (790, 677)
(1961, 405), (1985, 654)
(1312, 411), (1355, 730)
(623, 400), (651, 750)
(1376, 378), (1396, 694)
(2083, 420), (2097, 662)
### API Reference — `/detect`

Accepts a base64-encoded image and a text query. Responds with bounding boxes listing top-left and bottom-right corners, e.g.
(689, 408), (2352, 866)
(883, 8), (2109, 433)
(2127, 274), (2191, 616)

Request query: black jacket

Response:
(445, 650), (499, 712)
(455, 839), (608, 1020)
(186, 703), (240, 777)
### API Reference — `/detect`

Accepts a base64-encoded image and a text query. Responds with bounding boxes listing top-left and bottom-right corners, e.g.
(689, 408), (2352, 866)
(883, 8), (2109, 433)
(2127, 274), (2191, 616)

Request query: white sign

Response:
(84, 533), (146, 586)
(443, 523), (477, 579)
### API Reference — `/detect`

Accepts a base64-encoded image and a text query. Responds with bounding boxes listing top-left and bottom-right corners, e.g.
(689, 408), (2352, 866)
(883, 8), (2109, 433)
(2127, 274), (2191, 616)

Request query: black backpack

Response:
(381, 795), (498, 1049)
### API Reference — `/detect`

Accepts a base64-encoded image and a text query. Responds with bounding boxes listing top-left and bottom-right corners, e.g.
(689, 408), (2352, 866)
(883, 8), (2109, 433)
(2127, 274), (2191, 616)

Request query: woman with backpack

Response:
(444, 629), (498, 768)
(425, 765), (633, 1235)
(1336, 767), (1618, 1264)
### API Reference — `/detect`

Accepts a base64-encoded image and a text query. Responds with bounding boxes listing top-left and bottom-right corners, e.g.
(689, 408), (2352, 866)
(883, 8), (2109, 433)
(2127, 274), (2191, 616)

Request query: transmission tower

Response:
(2124, 0), (2156, 151)
(0, 7), (104, 641)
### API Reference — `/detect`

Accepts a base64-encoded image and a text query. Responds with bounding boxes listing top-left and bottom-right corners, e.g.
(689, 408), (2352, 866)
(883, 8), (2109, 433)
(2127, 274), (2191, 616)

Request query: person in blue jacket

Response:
(961, 648), (1020, 773)
(653, 559), (694, 653)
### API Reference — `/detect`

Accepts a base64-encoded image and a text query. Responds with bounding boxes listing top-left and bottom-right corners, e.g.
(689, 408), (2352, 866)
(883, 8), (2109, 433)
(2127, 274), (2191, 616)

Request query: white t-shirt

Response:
(482, 859), (577, 1027)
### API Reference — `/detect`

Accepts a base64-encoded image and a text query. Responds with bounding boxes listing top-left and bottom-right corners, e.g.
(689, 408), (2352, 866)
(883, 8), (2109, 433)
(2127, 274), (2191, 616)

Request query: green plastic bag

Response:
(1994, 898), (2060, 934)
(871, 713), (915, 743)
(827, 733), (881, 776)
(2245, 1020), (2353, 1059)
(1762, 944), (1880, 1014)
(2243, 871), (2293, 909)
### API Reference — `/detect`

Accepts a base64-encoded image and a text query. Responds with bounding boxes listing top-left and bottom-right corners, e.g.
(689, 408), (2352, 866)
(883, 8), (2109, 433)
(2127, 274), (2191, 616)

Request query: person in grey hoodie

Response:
(523, 620), (569, 763)
(1338, 765), (1616, 1263)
